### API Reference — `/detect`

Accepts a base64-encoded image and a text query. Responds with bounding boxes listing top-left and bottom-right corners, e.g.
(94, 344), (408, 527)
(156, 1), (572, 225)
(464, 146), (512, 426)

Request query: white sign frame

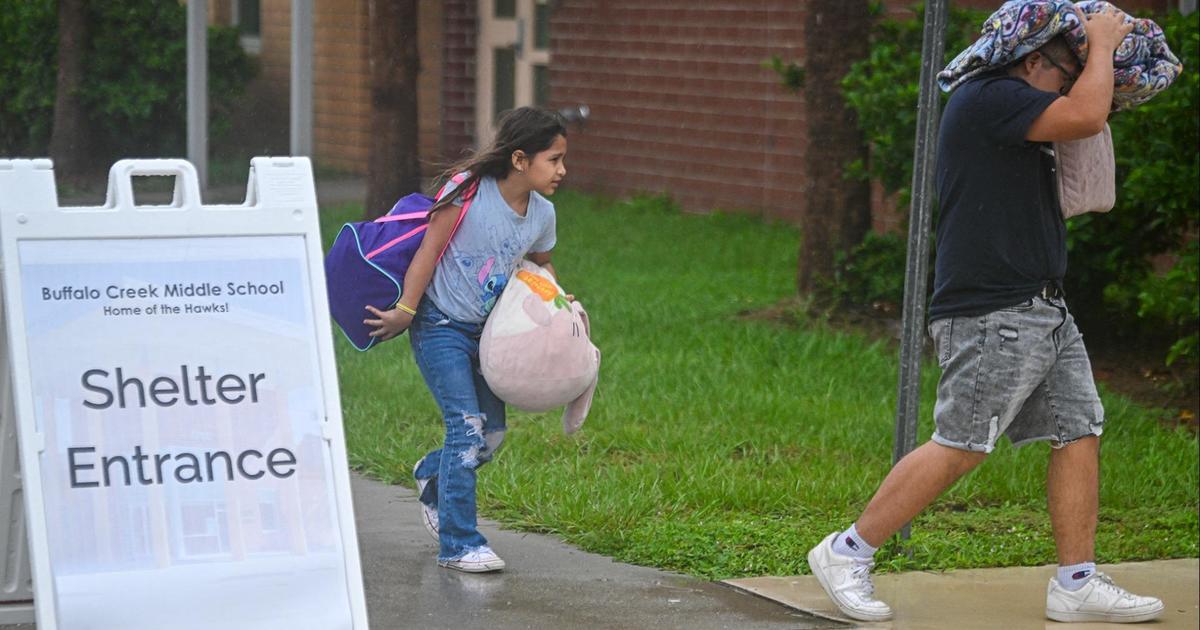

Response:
(0, 158), (368, 629)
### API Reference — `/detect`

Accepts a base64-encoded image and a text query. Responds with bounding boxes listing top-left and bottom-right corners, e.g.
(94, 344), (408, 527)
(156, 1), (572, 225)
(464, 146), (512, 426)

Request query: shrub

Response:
(1077, 11), (1198, 360)
(840, 4), (990, 208)
(1107, 241), (1199, 367)
(0, 0), (255, 161)
(831, 232), (911, 307)
(840, 4), (1198, 367)
(0, 0), (56, 154)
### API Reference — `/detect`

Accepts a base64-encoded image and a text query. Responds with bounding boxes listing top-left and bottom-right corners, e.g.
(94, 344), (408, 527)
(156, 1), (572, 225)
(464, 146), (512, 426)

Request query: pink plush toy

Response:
(480, 261), (599, 434)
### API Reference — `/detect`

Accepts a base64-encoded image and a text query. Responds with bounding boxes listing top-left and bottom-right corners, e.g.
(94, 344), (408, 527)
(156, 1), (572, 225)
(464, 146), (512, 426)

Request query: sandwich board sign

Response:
(0, 158), (368, 629)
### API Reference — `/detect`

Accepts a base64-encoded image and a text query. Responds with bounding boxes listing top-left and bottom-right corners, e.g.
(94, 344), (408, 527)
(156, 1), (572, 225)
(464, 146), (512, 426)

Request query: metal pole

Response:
(893, 0), (949, 542)
(187, 0), (208, 191)
(291, 0), (314, 157)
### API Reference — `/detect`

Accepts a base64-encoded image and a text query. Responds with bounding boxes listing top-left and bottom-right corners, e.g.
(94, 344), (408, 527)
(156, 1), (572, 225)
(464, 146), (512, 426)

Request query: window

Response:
(534, 65), (550, 107)
(259, 490), (282, 533)
(534, 2), (550, 50)
(236, 0), (260, 36)
(180, 502), (231, 557)
(495, 0), (516, 18)
(233, 0), (262, 55)
(494, 47), (516, 121)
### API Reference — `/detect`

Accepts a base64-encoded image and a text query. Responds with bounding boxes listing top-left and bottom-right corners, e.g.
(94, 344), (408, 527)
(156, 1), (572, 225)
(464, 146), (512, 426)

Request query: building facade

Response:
(213, 0), (1177, 224)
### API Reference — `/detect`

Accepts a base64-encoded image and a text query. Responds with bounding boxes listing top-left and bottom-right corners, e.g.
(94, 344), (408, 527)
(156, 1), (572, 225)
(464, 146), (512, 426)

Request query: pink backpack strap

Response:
(374, 211), (429, 223)
(435, 172), (478, 262)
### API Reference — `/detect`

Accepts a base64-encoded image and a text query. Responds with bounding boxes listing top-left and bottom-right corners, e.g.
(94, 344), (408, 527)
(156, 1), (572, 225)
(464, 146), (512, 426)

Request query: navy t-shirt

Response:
(929, 72), (1066, 321)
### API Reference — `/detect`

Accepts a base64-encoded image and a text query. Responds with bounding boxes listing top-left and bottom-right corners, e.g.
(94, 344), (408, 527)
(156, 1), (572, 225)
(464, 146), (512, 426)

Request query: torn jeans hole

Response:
(458, 414), (487, 468)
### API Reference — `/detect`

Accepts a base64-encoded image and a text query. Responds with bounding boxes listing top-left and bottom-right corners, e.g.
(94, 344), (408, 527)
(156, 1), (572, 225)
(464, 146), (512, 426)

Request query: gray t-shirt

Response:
(426, 175), (557, 323)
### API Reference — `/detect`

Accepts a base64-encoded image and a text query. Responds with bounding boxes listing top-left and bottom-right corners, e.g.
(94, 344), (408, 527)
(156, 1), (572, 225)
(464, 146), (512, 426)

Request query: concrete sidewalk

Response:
(352, 474), (839, 630)
(726, 558), (1199, 629)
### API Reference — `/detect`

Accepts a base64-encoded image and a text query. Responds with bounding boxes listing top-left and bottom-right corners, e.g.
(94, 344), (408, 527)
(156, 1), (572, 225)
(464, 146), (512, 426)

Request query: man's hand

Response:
(364, 305), (413, 341)
(1083, 6), (1134, 53)
(1026, 6), (1133, 142)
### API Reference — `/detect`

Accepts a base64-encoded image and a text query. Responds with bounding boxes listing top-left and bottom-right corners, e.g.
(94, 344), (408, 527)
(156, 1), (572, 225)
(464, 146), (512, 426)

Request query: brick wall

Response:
(418, 1), (445, 176)
(441, 0), (478, 166)
(208, 0), (233, 25)
(236, 0), (441, 174)
(245, 0), (1174, 203)
(259, 0), (291, 112)
(313, 0), (371, 172)
(549, 2), (810, 223)
(882, 0), (1171, 19)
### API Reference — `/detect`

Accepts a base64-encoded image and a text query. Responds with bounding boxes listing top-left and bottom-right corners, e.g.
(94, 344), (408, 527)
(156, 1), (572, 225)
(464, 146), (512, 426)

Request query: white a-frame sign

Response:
(0, 158), (368, 629)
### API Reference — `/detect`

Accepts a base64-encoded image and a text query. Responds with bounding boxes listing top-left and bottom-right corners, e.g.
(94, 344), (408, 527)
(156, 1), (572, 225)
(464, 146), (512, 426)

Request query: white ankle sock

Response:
(1057, 562), (1096, 591)
(830, 523), (877, 560)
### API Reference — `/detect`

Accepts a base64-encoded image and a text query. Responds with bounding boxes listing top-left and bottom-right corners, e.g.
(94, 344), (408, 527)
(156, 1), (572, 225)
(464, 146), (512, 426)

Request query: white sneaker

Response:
(807, 532), (893, 622)
(413, 460), (438, 541)
(438, 546), (506, 573)
(1046, 572), (1164, 623)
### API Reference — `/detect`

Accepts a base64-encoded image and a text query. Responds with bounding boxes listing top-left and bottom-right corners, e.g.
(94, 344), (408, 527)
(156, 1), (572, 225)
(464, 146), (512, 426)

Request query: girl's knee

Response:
(476, 429), (507, 466)
(447, 413), (494, 469)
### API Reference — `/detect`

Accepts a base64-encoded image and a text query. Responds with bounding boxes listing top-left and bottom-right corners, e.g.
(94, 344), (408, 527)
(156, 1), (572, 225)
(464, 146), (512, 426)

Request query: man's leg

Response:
(1038, 302), (1162, 622)
(806, 441), (986, 622)
(809, 312), (1042, 622)
(855, 441), (987, 546)
(1046, 435), (1098, 566)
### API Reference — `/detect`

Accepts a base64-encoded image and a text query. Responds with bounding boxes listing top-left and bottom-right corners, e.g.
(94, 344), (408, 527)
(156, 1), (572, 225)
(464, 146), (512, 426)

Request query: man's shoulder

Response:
(950, 72), (1026, 106)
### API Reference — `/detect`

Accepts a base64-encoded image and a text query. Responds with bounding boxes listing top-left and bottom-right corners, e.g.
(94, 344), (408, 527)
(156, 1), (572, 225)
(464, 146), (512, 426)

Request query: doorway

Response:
(475, 0), (552, 144)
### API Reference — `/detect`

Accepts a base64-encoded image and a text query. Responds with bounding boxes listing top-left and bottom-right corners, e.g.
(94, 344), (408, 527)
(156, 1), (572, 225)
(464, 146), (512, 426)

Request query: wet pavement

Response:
(353, 474), (841, 630)
(3, 478), (1194, 629)
(0, 473), (840, 630)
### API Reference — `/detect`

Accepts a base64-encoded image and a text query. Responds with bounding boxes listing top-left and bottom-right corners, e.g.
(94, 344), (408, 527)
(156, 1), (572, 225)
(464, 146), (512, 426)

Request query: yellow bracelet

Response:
(395, 302), (417, 316)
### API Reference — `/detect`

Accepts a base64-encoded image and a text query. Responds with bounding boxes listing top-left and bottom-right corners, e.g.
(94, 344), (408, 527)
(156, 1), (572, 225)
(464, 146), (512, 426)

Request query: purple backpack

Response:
(325, 174), (476, 350)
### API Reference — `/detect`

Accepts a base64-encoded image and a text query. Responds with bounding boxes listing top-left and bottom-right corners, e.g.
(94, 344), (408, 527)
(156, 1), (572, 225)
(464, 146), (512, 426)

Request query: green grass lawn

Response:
(321, 191), (1199, 580)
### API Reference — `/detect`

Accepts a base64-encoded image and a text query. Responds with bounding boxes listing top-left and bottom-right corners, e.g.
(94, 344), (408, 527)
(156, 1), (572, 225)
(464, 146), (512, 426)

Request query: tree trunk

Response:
(798, 1), (873, 294)
(365, 0), (421, 219)
(48, 0), (92, 180)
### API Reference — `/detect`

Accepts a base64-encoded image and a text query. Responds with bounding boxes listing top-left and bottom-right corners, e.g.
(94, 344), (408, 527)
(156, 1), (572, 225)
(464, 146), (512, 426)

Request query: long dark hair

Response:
(430, 107), (566, 213)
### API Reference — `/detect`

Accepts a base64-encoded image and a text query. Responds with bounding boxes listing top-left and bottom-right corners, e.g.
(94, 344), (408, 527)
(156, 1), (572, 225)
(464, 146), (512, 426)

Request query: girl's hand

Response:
(565, 293), (576, 302)
(364, 305), (413, 341)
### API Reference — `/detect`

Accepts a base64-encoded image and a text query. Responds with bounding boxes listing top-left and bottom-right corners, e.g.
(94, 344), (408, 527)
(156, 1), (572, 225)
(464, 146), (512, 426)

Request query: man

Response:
(806, 6), (1165, 624)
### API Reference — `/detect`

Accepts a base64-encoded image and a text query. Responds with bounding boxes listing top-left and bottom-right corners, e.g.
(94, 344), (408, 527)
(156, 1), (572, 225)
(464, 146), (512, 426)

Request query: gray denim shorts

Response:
(929, 296), (1104, 453)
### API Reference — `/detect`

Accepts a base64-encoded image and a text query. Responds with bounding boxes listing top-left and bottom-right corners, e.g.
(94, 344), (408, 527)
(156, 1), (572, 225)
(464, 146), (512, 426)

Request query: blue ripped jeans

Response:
(409, 298), (507, 561)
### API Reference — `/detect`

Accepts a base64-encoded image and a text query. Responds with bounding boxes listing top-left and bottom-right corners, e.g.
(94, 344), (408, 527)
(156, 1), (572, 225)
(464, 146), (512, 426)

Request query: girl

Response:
(364, 107), (568, 572)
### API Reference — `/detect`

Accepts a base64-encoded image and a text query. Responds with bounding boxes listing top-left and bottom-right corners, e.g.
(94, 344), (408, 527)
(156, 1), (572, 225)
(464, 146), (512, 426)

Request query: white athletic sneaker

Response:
(412, 460), (438, 541)
(438, 546), (506, 573)
(1046, 572), (1164, 623)
(807, 532), (893, 622)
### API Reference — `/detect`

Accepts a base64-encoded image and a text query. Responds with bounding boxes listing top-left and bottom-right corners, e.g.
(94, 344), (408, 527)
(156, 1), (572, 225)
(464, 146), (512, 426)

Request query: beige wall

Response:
(248, 0), (442, 174)
(312, 0), (371, 171)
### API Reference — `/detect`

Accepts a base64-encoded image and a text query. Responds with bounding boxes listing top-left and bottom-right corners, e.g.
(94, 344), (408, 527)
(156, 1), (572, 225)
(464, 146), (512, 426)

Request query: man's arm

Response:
(1026, 9), (1133, 142)
(363, 203), (460, 340)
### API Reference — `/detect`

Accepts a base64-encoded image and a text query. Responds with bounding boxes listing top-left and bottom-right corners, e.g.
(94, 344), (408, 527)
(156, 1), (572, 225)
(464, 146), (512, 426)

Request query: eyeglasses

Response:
(1042, 54), (1080, 95)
